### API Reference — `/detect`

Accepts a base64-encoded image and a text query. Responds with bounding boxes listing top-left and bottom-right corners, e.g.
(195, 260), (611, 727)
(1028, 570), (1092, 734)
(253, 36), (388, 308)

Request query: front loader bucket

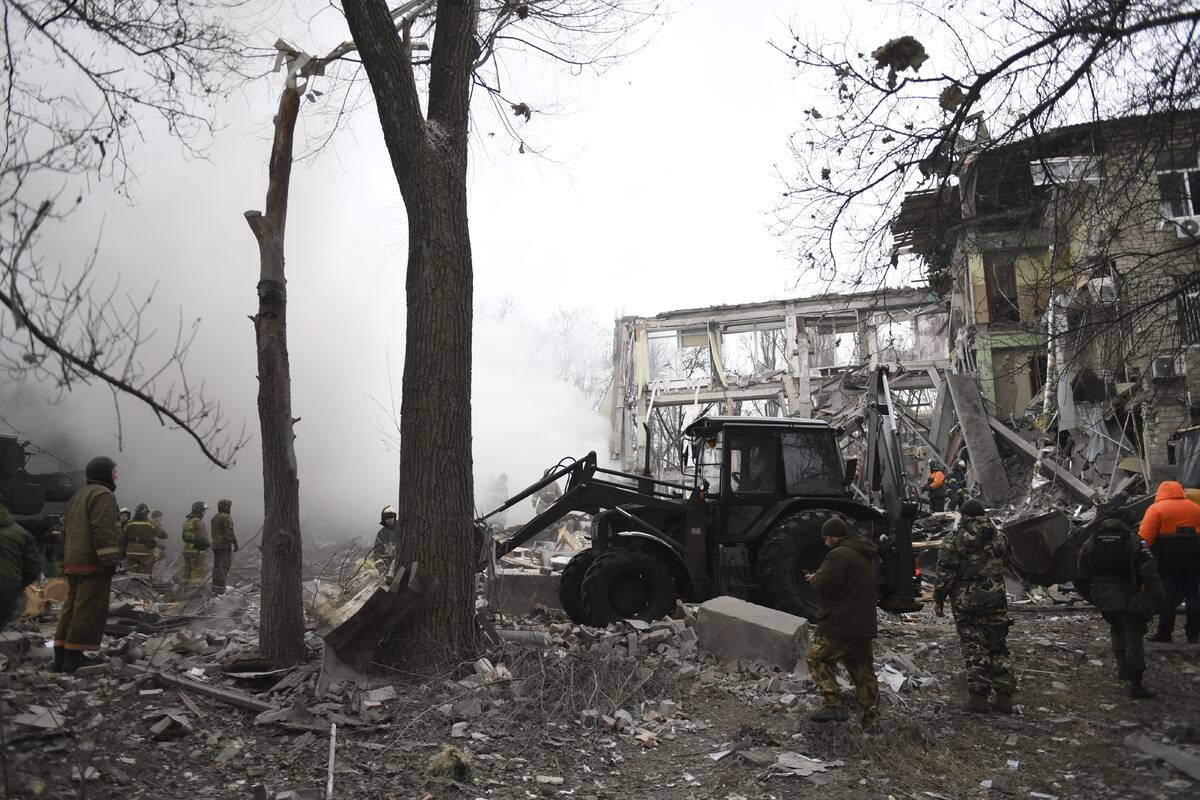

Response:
(1004, 510), (1073, 586)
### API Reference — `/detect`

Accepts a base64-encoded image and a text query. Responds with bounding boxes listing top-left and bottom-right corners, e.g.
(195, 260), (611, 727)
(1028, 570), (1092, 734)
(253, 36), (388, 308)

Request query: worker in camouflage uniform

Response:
(945, 459), (968, 512)
(53, 456), (122, 673)
(1077, 512), (1164, 699)
(934, 499), (1015, 713)
(209, 499), (238, 594)
(180, 501), (210, 588)
(806, 516), (882, 729)
(0, 494), (42, 627)
(122, 504), (165, 578)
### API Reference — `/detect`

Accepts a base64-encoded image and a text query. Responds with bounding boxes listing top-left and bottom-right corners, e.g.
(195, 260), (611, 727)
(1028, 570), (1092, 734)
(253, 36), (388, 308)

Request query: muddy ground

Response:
(4, 608), (1199, 800)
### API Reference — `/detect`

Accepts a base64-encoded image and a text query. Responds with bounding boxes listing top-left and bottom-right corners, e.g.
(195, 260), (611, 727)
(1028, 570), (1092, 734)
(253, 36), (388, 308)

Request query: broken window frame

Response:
(1155, 150), (1200, 219)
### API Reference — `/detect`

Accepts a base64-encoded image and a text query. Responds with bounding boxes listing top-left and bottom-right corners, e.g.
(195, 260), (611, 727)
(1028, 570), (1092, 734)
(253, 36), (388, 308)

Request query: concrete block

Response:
(696, 596), (809, 670)
(491, 569), (561, 617)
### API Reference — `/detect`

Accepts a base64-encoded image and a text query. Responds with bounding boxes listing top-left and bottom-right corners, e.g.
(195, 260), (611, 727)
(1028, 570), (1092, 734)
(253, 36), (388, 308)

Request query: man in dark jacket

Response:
(209, 499), (238, 594)
(53, 456), (121, 673)
(0, 496), (42, 627)
(1078, 513), (1165, 698)
(934, 499), (1015, 713)
(805, 516), (881, 728)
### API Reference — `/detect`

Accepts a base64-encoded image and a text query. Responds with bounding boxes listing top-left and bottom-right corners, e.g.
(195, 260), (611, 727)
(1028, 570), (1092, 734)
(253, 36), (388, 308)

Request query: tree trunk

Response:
(245, 85), (306, 665)
(345, 0), (479, 671)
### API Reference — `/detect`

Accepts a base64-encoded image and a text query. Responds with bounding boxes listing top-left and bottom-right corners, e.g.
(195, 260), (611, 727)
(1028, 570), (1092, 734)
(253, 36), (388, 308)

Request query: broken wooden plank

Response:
(988, 417), (1097, 502)
(122, 663), (277, 713)
(1125, 733), (1200, 782)
(945, 373), (1011, 505)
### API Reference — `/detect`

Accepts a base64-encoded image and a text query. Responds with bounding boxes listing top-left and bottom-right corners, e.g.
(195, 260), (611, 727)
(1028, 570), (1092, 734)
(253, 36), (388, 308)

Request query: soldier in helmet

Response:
(1078, 511), (1165, 698)
(180, 501), (210, 589)
(934, 499), (1015, 713)
(53, 456), (122, 673)
(372, 506), (399, 568)
(123, 503), (165, 578)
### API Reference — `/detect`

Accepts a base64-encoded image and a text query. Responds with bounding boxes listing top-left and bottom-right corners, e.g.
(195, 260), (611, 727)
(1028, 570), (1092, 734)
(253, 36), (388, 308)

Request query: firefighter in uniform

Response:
(53, 456), (122, 673)
(0, 495), (41, 627)
(806, 516), (881, 729)
(945, 459), (968, 512)
(1138, 481), (1200, 643)
(180, 501), (210, 588)
(123, 503), (165, 577)
(210, 499), (238, 594)
(934, 499), (1016, 713)
(372, 506), (398, 569)
(921, 461), (947, 512)
(1078, 513), (1164, 698)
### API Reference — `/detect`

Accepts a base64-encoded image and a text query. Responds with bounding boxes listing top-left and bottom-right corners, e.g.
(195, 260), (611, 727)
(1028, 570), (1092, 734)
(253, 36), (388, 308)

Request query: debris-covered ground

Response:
(4, 584), (1200, 800)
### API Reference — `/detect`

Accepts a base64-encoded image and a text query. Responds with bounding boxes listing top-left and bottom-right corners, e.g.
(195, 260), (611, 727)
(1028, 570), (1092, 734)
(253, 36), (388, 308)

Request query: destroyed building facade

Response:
(895, 110), (1200, 486)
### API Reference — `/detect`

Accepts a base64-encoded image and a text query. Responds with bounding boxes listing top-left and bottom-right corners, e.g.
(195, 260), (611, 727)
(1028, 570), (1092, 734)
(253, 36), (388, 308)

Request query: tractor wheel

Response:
(757, 510), (858, 619)
(559, 548), (596, 624)
(580, 548), (676, 625)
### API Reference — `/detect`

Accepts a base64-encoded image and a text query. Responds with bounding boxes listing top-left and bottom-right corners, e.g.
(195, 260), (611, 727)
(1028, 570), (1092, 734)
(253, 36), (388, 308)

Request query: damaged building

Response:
(895, 109), (1200, 489)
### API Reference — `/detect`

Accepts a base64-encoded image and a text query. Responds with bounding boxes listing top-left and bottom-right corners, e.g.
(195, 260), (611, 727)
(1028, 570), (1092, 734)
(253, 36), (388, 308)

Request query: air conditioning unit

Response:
(1174, 216), (1200, 239)
(1152, 354), (1185, 379)
(1087, 276), (1116, 304)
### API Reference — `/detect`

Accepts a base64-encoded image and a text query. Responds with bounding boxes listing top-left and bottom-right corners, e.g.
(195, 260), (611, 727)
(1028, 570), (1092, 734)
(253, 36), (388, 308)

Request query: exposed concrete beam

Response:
(988, 417), (1098, 503)
(945, 373), (1012, 505)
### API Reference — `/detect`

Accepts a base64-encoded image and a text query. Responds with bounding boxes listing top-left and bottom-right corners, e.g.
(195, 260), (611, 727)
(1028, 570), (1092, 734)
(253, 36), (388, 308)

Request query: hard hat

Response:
(119, 507), (131, 515)
(380, 505), (397, 523)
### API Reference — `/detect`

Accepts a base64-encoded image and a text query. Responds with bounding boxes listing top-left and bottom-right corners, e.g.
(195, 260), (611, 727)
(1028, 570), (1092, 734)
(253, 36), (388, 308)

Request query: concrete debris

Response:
(1125, 733), (1200, 782)
(696, 596), (809, 670)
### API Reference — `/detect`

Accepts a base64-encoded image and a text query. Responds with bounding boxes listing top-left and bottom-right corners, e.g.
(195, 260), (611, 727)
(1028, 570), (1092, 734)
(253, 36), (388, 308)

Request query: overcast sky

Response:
(4, 0), (896, 544)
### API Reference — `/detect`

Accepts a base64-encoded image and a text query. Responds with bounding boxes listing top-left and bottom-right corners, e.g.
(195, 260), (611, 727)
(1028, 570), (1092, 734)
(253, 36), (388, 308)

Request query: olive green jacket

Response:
(811, 534), (879, 639)
(63, 483), (122, 574)
(0, 504), (41, 594)
(210, 499), (237, 550)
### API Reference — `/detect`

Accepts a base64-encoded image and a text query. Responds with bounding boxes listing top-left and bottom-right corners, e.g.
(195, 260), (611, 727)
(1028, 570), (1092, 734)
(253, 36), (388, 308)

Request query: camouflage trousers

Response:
(806, 635), (880, 722)
(954, 609), (1015, 697)
(1102, 610), (1147, 673)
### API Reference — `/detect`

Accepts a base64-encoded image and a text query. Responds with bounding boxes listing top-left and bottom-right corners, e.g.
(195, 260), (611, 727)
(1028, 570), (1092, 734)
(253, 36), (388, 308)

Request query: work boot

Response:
(1147, 633), (1172, 643)
(50, 646), (67, 673)
(1128, 671), (1156, 700)
(61, 650), (83, 674)
(965, 692), (990, 713)
(810, 705), (849, 723)
(861, 711), (881, 733)
(990, 693), (1014, 715)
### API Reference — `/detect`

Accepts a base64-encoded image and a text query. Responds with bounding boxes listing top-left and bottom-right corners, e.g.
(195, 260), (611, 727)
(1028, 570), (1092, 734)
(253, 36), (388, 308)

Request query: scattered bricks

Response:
(642, 629), (673, 647)
(492, 569), (562, 617)
(600, 715), (617, 732)
(696, 596), (810, 671)
(450, 722), (469, 738)
(614, 709), (635, 732)
(635, 730), (658, 748)
(149, 713), (192, 740)
(779, 693), (798, 708)
(658, 700), (679, 718)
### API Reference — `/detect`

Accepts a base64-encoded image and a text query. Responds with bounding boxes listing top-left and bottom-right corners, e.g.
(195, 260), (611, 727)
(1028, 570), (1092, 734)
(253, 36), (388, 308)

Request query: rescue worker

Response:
(922, 461), (947, 512)
(1077, 511), (1165, 698)
(945, 459), (968, 512)
(933, 499), (1016, 713)
(118, 506), (131, 534)
(372, 506), (398, 566)
(209, 499), (238, 595)
(806, 516), (881, 729)
(0, 494), (41, 627)
(1138, 480), (1200, 643)
(533, 470), (562, 515)
(180, 501), (210, 589)
(53, 456), (122, 673)
(122, 504), (164, 577)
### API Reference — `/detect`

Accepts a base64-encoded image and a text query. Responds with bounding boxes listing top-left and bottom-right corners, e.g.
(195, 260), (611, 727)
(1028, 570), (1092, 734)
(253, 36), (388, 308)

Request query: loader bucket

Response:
(1004, 510), (1073, 586)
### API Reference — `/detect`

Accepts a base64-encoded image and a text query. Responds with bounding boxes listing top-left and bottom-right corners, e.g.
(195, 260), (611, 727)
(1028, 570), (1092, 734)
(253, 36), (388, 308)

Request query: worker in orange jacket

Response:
(921, 461), (947, 513)
(1138, 481), (1200, 643)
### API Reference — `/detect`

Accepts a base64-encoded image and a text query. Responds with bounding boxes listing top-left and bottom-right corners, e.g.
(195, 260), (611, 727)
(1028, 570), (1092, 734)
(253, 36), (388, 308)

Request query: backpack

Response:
(1089, 527), (1132, 580)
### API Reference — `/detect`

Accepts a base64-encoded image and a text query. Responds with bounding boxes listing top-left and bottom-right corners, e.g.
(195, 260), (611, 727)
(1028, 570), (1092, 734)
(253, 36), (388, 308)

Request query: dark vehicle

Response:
(0, 435), (83, 537)
(480, 402), (919, 625)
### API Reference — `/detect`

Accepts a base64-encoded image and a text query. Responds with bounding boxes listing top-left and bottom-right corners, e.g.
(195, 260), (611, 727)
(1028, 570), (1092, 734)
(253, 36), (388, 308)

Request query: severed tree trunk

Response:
(245, 85), (306, 665)
(345, 0), (479, 668)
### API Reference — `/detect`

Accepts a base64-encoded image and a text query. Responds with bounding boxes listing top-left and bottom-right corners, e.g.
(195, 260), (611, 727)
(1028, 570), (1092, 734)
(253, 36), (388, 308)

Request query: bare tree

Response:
(342, 0), (659, 669)
(0, 0), (247, 466)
